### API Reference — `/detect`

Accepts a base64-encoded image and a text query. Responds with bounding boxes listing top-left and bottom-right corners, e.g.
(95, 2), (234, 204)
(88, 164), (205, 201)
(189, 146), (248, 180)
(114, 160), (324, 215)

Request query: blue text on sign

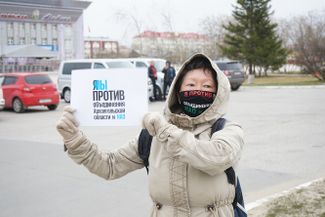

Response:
(117, 114), (125, 119)
(93, 80), (108, 90)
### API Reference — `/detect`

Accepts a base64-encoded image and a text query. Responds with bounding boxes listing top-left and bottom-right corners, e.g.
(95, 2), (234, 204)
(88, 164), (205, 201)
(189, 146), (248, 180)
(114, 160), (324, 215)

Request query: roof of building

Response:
(134, 31), (208, 40)
(1, 45), (58, 58)
(0, 0), (91, 10)
(84, 37), (118, 43)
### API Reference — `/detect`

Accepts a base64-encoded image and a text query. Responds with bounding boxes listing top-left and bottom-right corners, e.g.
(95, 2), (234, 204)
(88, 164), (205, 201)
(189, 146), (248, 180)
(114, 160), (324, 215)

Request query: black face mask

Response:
(179, 90), (216, 117)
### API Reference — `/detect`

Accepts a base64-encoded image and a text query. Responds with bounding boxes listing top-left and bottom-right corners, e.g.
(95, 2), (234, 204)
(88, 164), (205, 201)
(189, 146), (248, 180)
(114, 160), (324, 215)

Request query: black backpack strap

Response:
(234, 177), (245, 209)
(225, 167), (246, 210)
(212, 118), (246, 211)
(225, 167), (236, 186)
(225, 167), (237, 205)
(211, 117), (227, 136)
(138, 129), (153, 174)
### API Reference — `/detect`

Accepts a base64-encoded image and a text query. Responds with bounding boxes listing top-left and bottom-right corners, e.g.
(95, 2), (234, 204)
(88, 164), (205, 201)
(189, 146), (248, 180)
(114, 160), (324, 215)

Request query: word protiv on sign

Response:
(92, 80), (125, 101)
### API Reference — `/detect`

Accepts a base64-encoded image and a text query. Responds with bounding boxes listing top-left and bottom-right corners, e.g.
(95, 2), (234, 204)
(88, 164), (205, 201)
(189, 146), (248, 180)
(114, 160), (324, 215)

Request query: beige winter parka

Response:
(64, 53), (244, 217)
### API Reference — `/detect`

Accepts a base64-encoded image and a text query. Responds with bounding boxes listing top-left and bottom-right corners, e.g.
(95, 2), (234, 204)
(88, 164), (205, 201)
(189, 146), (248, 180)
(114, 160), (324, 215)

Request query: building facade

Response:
(84, 37), (119, 58)
(132, 31), (209, 62)
(0, 0), (90, 72)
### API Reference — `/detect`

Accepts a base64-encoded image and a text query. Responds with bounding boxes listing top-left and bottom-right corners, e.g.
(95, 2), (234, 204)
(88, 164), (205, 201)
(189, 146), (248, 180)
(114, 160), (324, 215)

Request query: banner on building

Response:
(71, 69), (148, 126)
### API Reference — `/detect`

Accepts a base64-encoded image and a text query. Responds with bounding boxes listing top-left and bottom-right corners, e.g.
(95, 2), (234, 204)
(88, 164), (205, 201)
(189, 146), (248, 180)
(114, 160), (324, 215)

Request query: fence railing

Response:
(0, 60), (60, 73)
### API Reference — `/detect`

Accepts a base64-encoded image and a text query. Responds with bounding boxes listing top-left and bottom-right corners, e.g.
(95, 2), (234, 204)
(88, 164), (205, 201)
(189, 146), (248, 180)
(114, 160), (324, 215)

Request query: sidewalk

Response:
(248, 178), (325, 217)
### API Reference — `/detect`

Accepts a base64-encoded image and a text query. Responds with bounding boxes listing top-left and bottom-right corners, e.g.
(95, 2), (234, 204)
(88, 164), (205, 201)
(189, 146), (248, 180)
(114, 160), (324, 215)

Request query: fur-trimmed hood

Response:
(164, 53), (231, 129)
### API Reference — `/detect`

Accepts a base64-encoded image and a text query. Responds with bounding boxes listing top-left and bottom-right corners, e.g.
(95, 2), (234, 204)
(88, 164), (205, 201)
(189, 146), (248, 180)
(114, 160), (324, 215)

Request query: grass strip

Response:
(243, 74), (325, 86)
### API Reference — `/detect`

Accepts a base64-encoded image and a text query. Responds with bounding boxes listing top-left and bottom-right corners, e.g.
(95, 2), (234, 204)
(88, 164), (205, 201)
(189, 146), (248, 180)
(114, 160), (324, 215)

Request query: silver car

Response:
(215, 60), (246, 91)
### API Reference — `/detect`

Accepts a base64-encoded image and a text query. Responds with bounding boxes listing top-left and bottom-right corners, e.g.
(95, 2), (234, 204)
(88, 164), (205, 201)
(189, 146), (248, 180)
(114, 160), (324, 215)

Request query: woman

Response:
(148, 61), (159, 101)
(56, 53), (244, 217)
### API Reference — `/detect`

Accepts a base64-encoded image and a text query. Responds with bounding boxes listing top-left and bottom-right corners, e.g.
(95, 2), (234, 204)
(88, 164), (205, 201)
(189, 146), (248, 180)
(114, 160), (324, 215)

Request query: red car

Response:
(0, 72), (60, 113)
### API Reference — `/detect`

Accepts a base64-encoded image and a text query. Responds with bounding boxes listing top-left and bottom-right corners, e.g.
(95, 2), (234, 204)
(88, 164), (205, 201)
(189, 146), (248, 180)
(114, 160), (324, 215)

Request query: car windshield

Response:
(153, 61), (165, 72)
(217, 62), (243, 71)
(62, 62), (92, 75)
(25, 75), (52, 84)
(106, 61), (134, 68)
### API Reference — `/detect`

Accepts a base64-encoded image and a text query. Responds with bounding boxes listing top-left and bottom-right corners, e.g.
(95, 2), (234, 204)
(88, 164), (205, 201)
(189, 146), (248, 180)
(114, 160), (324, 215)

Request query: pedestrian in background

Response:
(162, 60), (176, 100)
(148, 61), (159, 101)
(56, 53), (244, 217)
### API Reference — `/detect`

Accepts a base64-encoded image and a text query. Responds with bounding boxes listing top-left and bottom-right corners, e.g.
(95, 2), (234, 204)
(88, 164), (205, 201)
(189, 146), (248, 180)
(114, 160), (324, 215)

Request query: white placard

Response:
(71, 69), (148, 126)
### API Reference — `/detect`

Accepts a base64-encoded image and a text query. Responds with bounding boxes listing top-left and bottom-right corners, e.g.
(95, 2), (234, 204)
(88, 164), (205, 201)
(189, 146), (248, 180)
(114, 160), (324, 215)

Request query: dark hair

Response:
(175, 56), (217, 92)
(183, 56), (213, 73)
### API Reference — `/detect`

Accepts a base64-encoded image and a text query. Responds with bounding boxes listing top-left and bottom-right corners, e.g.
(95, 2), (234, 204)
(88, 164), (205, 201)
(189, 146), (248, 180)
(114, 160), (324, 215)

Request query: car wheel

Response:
(63, 88), (71, 103)
(154, 85), (162, 100)
(12, 98), (25, 113)
(231, 85), (241, 91)
(47, 104), (58, 110)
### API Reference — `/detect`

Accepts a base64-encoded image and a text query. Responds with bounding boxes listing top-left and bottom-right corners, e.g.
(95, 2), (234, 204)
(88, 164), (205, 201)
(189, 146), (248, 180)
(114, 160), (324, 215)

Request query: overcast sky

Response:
(83, 0), (325, 46)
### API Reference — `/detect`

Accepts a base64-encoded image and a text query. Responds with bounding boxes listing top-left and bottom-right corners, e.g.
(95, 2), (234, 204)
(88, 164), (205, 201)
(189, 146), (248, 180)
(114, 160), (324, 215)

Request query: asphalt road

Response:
(0, 86), (325, 217)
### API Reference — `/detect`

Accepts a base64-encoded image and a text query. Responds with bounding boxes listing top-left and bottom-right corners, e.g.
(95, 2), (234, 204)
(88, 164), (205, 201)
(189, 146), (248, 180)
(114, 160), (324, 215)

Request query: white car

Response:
(57, 59), (136, 103)
(127, 58), (167, 100)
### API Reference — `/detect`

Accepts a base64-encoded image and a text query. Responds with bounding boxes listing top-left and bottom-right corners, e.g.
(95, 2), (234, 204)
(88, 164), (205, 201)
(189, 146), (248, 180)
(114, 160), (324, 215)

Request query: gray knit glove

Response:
(56, 106), (82, 149)
(142, 112), (169, 136)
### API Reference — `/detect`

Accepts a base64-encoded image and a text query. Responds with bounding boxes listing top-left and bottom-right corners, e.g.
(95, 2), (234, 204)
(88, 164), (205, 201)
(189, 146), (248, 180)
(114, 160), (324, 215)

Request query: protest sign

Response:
(71, 69), (148, 126)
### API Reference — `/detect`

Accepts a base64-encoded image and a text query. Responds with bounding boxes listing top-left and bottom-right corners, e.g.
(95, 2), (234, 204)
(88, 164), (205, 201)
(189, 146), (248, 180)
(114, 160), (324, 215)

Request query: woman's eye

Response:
(203, 84), (212, 88)
(186, 83), (195, 87)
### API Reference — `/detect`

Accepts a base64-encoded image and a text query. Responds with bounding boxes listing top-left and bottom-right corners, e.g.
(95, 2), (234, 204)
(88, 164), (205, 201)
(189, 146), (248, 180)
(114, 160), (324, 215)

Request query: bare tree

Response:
(160, 11), (184, 62)
(115, 9), (144, 54)
(161, 11), (174, 32)
(200, 15), (231, 60)
(277, 18), (294, 50)
(289, 10), (325, 80)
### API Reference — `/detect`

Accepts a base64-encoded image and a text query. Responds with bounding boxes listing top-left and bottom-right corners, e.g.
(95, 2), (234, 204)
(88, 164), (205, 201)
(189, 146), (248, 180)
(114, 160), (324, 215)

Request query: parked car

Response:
(0, 73), (60, 113)
(0, 86), (5, 110)
(57, 59), (136, 103)
(127, 58), (167, 100)
(215, 60), (246, 90)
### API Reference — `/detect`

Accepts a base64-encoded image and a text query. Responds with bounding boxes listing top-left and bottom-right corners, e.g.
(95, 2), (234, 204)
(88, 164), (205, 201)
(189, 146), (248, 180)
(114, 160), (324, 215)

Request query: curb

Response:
(246, 177), (324, 211)
(241, 85), (325, 89)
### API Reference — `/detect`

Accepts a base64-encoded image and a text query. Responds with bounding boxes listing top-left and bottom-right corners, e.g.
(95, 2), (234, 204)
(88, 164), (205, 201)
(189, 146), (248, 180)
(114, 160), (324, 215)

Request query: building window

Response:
(7, 37), (14, 45)
(41, 24), (47, 38)
(52, 39), (58, 51)
(52, 24), (58, 38)
(19, 37), (26, 45)
(19, 23), (25, 37)
(31, 38), (37, 45)
(7, 23), (14, 37)
(31, 23), (37, 37)
(84, 41), (90, 49)
(64, 39), (72, 50)
(64, 24), (72, 37)
(64, 39), (73, 59)
(52, 39), (58, 45)
(93, 42), (99, 49)
(41, 38), (47, 45)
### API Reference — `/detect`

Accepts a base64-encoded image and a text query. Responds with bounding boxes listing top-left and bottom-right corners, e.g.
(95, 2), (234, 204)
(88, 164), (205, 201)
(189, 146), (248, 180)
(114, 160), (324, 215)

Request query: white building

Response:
(0, 0), (90, 72)
(132, 31), (209, 62)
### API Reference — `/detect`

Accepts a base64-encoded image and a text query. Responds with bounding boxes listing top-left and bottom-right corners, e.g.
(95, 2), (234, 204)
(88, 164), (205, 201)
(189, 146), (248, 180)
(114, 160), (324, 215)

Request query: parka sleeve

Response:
(64, 132), (144, 180)
(156, 121), (244, 176)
